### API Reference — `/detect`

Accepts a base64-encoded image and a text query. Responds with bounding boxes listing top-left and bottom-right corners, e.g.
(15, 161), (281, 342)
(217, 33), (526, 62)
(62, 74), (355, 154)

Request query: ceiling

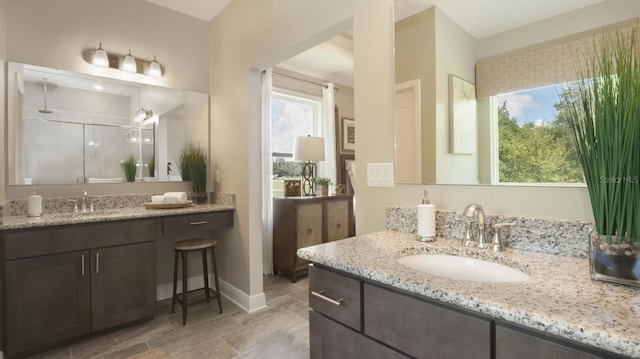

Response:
(146, 0), (606, 87)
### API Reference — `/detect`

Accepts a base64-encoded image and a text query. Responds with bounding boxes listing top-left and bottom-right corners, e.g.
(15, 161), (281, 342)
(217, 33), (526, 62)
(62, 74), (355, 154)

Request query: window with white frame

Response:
(271, 91), (321, 179)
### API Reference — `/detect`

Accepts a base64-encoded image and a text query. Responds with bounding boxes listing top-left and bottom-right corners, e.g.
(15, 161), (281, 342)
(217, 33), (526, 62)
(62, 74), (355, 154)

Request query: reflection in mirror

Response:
(7, 62), (208, 185)
(395, 79), (422, 184)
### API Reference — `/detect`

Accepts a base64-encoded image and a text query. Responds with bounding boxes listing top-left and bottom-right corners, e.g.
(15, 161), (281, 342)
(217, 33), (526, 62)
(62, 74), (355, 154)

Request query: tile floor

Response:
(28, 275), (310, 359)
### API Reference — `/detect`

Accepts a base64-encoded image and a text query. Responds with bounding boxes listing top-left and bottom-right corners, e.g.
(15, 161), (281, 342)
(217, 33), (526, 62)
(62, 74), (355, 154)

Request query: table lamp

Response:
(293, 135), (325, 196)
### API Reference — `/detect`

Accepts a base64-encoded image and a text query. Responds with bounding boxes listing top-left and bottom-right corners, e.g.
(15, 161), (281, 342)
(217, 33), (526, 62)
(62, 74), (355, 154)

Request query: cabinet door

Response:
(5, 251), (91, 355)
(496, 324), (606, 359)
(364, 283), (492, 359)
(296, 202), (324, 248)
(325, 198), (351, 242)
(91, 242), (156, 331)
(310, 310), (409, 359)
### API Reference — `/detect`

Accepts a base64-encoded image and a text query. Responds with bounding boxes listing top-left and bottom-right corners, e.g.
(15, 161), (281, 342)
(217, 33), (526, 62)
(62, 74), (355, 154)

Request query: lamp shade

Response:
(293, 136), (325, 161)
(92, 43), (109, 67)
(121, 50), (137, 73)
(148, 55), (162, 77)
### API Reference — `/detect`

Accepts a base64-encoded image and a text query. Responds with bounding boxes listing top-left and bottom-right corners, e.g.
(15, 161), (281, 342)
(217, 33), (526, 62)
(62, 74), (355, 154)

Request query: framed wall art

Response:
(448, 74), (477, 154)
(339, 117), (355, 154)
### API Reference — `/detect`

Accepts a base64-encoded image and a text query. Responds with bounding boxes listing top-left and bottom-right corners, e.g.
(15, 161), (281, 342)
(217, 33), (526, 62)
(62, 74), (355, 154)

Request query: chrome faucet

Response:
(80, 190), (92, 213)
(462, 204), (490, 249)
(492, 222), (516, 252)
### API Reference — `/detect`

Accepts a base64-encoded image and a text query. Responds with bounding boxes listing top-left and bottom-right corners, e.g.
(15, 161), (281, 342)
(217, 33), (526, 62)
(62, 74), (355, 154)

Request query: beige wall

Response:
(0, 0), (6, 201)
(209, 0), (354, 308)
(433, 8), (477, 184)
(395, 8), (436, 184)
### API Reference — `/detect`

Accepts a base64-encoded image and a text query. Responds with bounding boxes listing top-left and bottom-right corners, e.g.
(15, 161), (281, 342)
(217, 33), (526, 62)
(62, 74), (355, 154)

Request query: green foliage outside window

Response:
(272, 157), (303, 178)
(498, 91), (583, 183)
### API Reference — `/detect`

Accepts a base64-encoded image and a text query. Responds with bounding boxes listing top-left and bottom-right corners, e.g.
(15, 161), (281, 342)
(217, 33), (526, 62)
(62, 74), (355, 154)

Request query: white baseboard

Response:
(156, 275), (266, 313)
(219, 278), (267, 313)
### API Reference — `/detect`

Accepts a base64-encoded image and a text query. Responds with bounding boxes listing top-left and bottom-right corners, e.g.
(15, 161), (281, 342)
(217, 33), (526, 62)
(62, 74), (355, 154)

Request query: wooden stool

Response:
(171, 238), (222, 325)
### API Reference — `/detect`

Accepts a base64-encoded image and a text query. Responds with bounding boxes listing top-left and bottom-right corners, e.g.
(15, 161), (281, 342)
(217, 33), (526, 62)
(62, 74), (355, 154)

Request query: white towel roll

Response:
(151, 195), (167, 204)
(164, 192), (187, 202)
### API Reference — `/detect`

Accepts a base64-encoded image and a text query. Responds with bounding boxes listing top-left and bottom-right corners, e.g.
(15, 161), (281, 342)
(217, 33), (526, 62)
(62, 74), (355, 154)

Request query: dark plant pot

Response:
(590, 231), (640, 287)
(192, 193), (208, 204)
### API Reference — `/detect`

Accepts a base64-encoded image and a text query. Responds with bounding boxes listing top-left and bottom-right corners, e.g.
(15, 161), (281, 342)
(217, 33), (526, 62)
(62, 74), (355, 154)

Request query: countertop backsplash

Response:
(386, 206), (593, 258)
(2, 192), (236, 217)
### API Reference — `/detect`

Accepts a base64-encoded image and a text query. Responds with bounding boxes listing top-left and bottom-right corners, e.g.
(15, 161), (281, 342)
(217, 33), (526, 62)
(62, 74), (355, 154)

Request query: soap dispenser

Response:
(417, 190), (436, 242)
(28, 187), (43, 217)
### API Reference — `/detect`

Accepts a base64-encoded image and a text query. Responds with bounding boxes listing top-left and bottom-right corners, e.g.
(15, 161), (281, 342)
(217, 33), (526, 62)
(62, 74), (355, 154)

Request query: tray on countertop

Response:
(143, 200), (193, 209)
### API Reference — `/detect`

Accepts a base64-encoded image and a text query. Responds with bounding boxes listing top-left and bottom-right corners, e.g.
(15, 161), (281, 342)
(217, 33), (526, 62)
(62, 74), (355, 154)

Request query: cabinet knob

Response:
(336, 223), (342, 229)
(307, 228), (313, 235)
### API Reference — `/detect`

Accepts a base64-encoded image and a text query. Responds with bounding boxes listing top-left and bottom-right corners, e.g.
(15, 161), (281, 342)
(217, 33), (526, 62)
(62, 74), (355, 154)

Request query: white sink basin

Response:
(396, 254), (530, 282)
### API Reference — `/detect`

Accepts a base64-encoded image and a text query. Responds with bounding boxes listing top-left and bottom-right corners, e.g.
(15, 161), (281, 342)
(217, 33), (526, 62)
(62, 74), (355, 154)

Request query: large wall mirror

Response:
(7, 62), (209, 185)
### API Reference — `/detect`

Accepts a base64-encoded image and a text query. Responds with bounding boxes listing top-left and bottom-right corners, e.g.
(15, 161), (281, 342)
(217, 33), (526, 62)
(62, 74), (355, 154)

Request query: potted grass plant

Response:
(566, 25), (640, 286)
(315, 177), (331, 196)
(122, 154), (137, 182)
(178, 141), (208, 203)
(148, 155), (155, 178)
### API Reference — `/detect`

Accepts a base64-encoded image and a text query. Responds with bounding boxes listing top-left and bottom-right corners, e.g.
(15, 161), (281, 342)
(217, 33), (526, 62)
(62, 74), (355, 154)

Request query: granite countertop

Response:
(297, 230), (640, 358)
(0, 203), (235, 231)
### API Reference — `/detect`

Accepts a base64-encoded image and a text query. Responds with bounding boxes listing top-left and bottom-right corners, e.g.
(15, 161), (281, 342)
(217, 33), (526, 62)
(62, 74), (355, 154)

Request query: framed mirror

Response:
(7, 62), (209, 185)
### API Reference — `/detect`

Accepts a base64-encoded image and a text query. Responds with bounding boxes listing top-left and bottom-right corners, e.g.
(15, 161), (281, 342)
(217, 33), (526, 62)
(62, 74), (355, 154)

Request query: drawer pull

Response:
(96, 252), (100, 274)
(81, 254), (85, 276)
(311, 290), (344, 306)
(189, 221), (208, 226)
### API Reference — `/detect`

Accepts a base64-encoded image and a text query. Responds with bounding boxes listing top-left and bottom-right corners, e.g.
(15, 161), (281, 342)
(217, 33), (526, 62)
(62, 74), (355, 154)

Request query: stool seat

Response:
(171, 237), (222, 325)
(173, 238), (217, 251)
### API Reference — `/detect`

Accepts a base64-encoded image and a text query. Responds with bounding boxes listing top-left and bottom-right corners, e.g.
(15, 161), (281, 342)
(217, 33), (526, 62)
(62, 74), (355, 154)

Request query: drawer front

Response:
(309, 265), (361, 331)
(162, 210), (233, 237)
(4, 219), (156, 260)
(296, 202), (323, 248)
(310, 309), (409, 359)
(325, 199), (351, 242)
(364, 283), (492, 359)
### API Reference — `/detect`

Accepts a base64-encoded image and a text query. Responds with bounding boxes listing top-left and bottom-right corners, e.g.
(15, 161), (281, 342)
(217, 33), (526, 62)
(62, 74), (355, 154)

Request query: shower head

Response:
(38, 78), (54, 114)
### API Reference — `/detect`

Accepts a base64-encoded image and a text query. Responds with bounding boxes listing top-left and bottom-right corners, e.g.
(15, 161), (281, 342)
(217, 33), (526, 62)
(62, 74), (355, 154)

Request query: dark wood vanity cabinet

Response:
(273, 195), (354, 282)
(309, 264), (623, 359)
(2, 219), (157, 356)
(309, 264), (492, 358)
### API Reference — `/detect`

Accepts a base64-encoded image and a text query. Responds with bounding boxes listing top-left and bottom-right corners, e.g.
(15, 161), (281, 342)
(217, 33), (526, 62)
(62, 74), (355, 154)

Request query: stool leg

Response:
(211, 246), (222, 313)
(182, 251), (188, 325)
(171, 250), (178, 313)
(202, 249), (211, 303)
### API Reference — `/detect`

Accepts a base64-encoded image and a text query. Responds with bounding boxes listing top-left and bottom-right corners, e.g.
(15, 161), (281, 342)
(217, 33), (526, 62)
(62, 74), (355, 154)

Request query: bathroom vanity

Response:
(298, 231), (638, 358)
(0, 204), (233, 358)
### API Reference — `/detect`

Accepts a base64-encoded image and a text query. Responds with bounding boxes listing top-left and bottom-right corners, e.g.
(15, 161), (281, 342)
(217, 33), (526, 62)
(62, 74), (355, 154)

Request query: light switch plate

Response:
(367, 163), (394, 187)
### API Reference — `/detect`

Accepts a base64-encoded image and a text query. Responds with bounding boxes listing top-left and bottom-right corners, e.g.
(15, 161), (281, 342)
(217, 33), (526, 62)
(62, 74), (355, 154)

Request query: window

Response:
(270, 91), (321, 179)
(494, 83), (583, 184)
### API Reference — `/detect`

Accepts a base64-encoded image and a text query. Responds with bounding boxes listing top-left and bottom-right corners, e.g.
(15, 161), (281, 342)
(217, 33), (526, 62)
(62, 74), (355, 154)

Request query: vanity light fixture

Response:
(148, 55), (162, 77)
(121, 50), (137, 73)
(134, 107), (154, 122)
(92, 43), (109, 67)
(84, 44), (164, 78)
